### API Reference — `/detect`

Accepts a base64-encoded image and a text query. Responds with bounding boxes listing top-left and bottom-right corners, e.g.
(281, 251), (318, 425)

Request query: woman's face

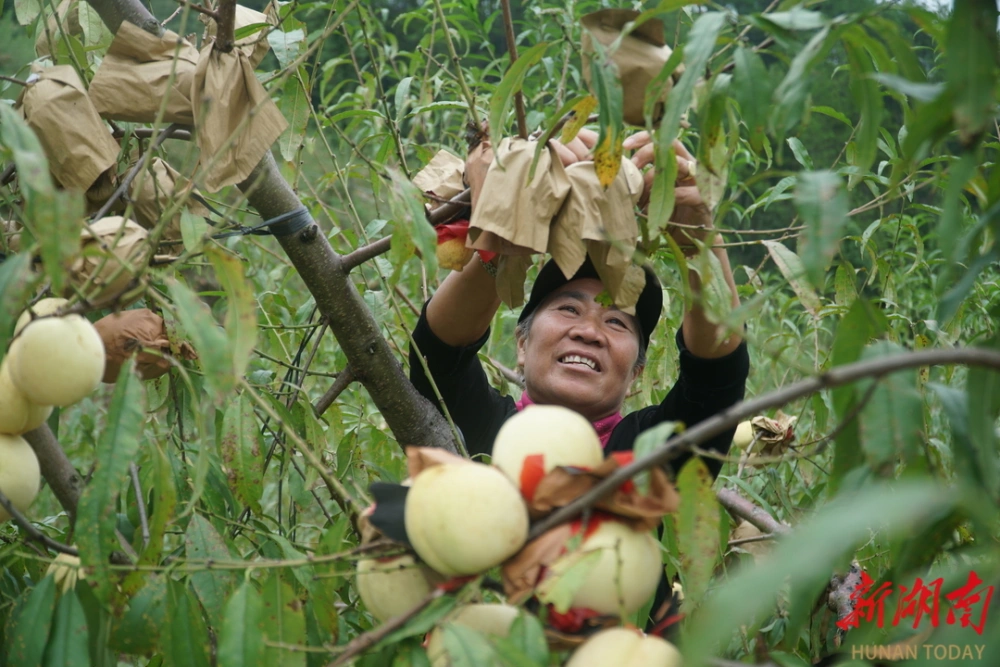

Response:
(516, 278), (642, 421)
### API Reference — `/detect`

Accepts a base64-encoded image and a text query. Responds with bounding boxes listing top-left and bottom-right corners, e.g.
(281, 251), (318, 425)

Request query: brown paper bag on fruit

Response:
(413, 149), (467, 210)
(191, 43), (288, 192)
(468, 138), (570, 256)
(67, 217), (150, 306)
(547, 158), (643, 307)
(94, 308), (196, 382)
(202, 3), (277, 69)
(529, 454), (679, 530)
(89, 22), (199, 124)
(580, 9), (684, 127)
(128, 157), (210, 242)
(34, 0), (81, 58)
(17, 65), (119, 194)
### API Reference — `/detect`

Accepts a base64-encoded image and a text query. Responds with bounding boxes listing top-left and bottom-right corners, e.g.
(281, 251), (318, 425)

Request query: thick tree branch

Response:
(717, 488), (790, 536)
(24, 425), (83, 525)
(342, 237), (392, 272)
(86, 0), (162, 36)
(215, 0), (237, 52)
(528, 346), (1000, 540)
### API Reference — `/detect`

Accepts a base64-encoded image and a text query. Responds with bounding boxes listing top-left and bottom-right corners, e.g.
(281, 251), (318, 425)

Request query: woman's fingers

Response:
(550, 140), (580, 167)
(577, 127), (599, 149)
(565, 136), (591, 161)
(622, 131), (652, 151)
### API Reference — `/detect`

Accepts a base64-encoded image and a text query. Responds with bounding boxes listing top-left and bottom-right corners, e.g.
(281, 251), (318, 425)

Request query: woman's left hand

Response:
(624, 132), (712, 247)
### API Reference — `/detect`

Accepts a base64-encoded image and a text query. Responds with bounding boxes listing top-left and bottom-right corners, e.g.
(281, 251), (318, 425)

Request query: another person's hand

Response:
(624, 131), (712, 250)
(549, 127), (599, 167)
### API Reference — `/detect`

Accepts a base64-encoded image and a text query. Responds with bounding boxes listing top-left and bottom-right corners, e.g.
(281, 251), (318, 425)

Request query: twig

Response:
(326, 587), (447, 667)
(129, 463), (150, 549)
(314, 366), (356, 417)
(285, 323), (328, 409)
(172, 0), (218, 21)
(1, 163), (15, 186)
(427, 189), (471, 226)
(527, 346), (1000, 540)
(0, 488), (79, 556)
(429, 0), (478, 121)
(90, 124), (182, 222)
(500, 0), (527, 139)
(131, 127), (193, 141)
(728, 532), (778, 547)
(487, 356), (523, 387)
(0, 75), (28, 87)
(215, 0), (237, 52)
(342, 237), (392, 272)
(717, 489), (790, 536)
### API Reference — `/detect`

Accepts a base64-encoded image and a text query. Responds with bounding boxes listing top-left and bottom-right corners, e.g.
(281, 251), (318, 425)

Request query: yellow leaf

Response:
(559, 95), (598, 144)
(593, 134), (623, 189)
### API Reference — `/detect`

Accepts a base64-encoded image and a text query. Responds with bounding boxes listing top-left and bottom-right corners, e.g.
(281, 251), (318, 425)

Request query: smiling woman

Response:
(407, 131), (751, 626)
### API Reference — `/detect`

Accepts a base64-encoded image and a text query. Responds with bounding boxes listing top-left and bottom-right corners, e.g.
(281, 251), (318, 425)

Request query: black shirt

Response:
(407, 301), (751, 630)
(408, 302), (750, 478)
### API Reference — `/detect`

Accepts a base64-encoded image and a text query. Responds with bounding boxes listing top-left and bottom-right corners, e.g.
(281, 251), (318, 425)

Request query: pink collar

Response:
(514, 392), (623, 448)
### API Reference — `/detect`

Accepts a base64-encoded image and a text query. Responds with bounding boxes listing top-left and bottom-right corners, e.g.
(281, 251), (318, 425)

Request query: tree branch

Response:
(24, 425), (83, 526)
(214, 0), (236, 52)
(314, 366), (355, 417)
(527, 346), (1000, 540)
(500, 0), (527, 139)
(342, 237), (392, 272)
(326, 587), (447, 667)
(717, 488), (790, 536)
(0, 487), (79, 556)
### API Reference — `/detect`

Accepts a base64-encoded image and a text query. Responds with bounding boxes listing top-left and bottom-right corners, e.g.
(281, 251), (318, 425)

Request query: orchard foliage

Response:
(1, 0), (1000, 666)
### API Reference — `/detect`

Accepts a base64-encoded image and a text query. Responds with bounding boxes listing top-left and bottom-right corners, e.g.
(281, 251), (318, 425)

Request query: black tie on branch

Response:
(203, 204), (314, 239)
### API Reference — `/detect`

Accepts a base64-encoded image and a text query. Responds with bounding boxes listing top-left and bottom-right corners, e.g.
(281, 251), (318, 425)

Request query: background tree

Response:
(1, 0), (999, 665)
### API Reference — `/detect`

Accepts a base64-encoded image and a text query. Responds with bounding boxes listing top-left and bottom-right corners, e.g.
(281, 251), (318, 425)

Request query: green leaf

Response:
(785, 138), (812, 170)
(262, 574), (306, 667)
(966, 337), (1000, 500)
(218, 582), (266, 667)
(842, 29), (884, 186)
(6, 575), (57, 667)
(278, 72), (311, 163)
(505, 612), (547, 665)
(220, 393), (265, 514)
(488, 42), (548, 147)
(32, 189), (83, 296)
(936, 151), (979, 273)
(676, 458), (720, 610)
(795, 170), (849, 289)
(733, 46), (770, 151)
(76, 361), (145, 605)
(857, 342), (924, 473)
(14, 0), (41, 24)
(762, 9), (827, 31)
(441, 623), (499, 667)
(185, 515), (238, 629)
(75, 579), (115, 667)
(772, 26), (838, 135)
(761, 240), (821, 316)
(164, 580), (211, 667)
(207, 246), (258, 387)
(0, 253), (36, 353)
(872, 74), (943, 103)
(267, 25), (306, 71)
(0, 105), (53, 197)
(944, 0), (999, 145)
(387, 170), (438, 281)
(42, 589), (89, 667)
(108, 575), (166, 656)
(834, 262), (858, 307)
(829, 299), (887, 493)
(167, 278), (233, 400)
(536, 548), (603, 614)
(682, 480), (958, 666)
(633, 421), (681, 495)
(648, 12), (724, 236)
(393, 76), (413, 122)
